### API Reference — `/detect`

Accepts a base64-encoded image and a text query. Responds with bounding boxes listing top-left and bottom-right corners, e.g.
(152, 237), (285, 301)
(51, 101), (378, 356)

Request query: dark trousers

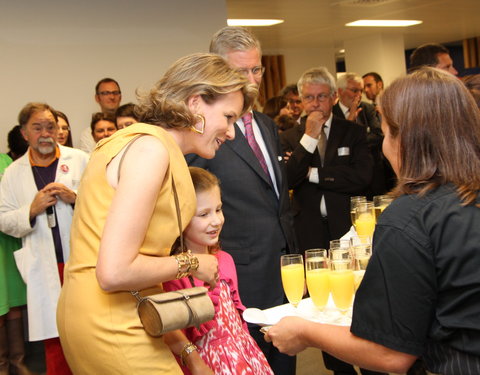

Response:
(249, 325), (296, 375)
(323, 352), (387, 375)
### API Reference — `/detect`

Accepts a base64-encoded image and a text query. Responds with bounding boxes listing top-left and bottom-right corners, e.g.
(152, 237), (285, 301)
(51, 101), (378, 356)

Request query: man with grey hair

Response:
(188, 26), (297, 375)
(0, 102), (88, 374)
(281, 68), (377, 375)
(334, 72), (390, 199)
(333, 72), (380, 132)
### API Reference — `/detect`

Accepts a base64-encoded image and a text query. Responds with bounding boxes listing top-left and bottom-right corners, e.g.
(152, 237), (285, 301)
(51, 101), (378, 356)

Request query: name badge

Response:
(337, 147), (350, 156)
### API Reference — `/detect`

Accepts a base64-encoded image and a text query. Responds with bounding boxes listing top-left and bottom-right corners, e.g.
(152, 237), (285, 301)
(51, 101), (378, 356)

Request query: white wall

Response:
(0, 0), (227, 152)
(344, 33), (407, 87)
(267, 46), (337, 89)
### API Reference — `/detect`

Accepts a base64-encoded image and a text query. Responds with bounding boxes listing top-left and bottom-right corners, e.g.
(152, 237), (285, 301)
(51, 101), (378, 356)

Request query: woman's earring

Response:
(191, 114), (205, 135)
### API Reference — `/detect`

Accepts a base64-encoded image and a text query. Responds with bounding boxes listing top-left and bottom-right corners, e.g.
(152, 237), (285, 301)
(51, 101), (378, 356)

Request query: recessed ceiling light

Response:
(227, 19), (284, 27)
(346, 20), (422, 27)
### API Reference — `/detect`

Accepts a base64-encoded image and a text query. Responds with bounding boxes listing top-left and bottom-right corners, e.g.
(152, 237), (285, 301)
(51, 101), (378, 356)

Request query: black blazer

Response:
(333, 101), (395, 198)
(187, 111), (297, 310)
(280, 115), (373, 251)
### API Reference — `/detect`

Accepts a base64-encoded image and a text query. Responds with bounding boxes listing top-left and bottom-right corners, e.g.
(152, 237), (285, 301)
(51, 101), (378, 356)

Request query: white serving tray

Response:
(243, 296), (352, 327)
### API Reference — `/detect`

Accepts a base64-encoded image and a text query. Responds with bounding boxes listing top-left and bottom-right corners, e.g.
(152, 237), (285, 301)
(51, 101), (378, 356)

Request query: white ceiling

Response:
(226, 0), (480, 52)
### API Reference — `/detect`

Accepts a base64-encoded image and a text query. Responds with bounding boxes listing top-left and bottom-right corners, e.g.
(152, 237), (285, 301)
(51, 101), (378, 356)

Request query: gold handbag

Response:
(133, 286), (214, 337)
(131, 173), (215, 337)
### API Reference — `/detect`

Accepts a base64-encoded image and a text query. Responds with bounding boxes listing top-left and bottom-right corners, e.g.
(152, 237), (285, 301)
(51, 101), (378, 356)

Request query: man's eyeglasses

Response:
(346, 87), (363, 94)
(97, 90), (121, 96)
(302, 93), (331, 103)
(30, 124), (57, 134)
(236, 66), (265, 78)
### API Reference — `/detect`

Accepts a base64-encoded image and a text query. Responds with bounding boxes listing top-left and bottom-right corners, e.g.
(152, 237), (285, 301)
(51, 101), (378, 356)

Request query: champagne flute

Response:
(328, 249), (354, 313)
(350, 196), (367, 228)
(351, 241), (372, 291)
(373, 195), (393, 220)
(281, 254), (305, 308)
(354, 201), (376, 238)
(305, 249), (330, 311)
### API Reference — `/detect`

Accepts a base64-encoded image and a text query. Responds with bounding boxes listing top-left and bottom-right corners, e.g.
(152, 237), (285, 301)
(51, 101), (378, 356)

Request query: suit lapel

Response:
(332, 103), (346, 120)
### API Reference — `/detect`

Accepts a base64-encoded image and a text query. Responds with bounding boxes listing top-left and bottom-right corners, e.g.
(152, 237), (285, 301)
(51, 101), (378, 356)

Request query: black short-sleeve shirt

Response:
(351, 185), (480, 361)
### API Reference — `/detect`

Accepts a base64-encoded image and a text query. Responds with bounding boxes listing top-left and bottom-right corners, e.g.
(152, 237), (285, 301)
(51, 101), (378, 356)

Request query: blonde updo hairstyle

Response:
(135, 53), (257, 129)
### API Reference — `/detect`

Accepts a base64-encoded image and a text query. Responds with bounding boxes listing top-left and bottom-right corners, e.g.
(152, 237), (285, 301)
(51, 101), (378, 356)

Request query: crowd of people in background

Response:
(0, 25), (479, 375)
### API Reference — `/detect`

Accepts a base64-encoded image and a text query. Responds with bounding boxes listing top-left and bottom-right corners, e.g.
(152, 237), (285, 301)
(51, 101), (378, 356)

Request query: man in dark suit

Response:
(188, 26), (297, 375)
(281, 67), (373, 252)
(333, 72), (392, 199)
(281, 67), (383, 375)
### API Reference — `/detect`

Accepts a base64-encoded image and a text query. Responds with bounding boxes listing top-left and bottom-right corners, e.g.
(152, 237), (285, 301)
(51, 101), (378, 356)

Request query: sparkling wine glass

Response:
(350, 196), (367, 228)
(351, 240), (372, 291)
(373, 195), (393, 220)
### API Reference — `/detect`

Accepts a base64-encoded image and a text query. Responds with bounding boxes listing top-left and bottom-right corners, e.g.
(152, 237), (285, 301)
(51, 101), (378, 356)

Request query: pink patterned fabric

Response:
(163, 251), (273, 375)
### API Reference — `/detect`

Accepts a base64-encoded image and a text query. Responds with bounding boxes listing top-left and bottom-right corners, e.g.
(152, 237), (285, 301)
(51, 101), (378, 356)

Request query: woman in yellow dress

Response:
(56, 53), (256, 374)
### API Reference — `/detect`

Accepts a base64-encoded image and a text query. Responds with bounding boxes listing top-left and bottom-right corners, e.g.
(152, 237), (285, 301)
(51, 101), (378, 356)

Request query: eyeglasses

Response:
(97, 90), (121, 96)
(302, 93), (331, 103)
(346, 87), (363, 94)
(236, 66), (265, 78)
(30, 124), (57, 134)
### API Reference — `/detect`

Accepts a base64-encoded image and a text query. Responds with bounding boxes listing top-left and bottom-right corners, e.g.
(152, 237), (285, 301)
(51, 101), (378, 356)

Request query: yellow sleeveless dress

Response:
(57, 123), (195, 374)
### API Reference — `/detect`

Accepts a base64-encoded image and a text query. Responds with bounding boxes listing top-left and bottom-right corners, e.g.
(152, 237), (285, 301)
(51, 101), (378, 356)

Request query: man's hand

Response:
(347, 96), (362, 122)
(305, 111), (328, 138)
(29, 189), (57, 220)
(43, 182), (77, 204)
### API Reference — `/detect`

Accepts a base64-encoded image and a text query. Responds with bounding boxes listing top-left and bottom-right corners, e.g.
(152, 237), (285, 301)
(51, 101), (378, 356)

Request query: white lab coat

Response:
(0, 145), (89, 341)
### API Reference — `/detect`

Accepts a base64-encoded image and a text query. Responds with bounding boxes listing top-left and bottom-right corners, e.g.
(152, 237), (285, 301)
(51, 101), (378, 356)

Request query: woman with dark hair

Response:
(55, 111), (73, 148)
(115, 103), (138, 129)
(263, 96), (295, 132)
(266, 67), (480, 374)
(7, 125), (28, 160)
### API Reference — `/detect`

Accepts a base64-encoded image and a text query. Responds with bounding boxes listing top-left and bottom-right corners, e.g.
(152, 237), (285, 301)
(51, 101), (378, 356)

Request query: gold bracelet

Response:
(174, 253), (191, 279)
(180, 341), (197, 366)
(186, 250), (199, 272)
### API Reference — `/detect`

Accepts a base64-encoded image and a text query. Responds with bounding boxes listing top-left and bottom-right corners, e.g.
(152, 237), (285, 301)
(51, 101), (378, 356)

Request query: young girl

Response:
(164, 167), (273, 375)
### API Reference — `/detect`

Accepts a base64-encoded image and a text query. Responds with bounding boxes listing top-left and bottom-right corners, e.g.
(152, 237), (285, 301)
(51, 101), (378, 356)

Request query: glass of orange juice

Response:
(305, 249), (330, 311)
(354, 202), (376, 238)
(328, 249), (354, 313)
(281, 254), (305, 307)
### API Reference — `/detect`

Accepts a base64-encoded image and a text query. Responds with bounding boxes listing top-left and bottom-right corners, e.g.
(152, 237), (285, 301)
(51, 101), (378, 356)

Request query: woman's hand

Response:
(191, 254), (219, 289)
(264, 316), (309, 356)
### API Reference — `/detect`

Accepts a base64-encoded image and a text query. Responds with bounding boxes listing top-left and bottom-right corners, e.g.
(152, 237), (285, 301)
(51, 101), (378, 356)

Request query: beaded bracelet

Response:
(180, 341), (198, 366)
